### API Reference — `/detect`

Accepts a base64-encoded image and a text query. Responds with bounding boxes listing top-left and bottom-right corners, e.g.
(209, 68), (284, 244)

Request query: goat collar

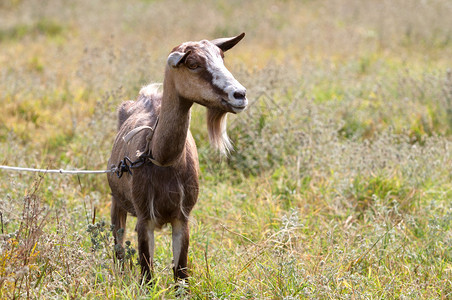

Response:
(122, 117), (172, 168)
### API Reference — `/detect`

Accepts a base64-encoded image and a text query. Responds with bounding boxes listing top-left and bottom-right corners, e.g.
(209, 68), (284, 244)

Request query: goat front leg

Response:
(136, 218), (155, 284)
(111, 197), (128, 260)
(171, 219), (190, 282)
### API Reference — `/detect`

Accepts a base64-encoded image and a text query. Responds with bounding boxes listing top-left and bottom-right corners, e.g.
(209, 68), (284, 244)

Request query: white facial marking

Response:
(204, 44), (248, 110)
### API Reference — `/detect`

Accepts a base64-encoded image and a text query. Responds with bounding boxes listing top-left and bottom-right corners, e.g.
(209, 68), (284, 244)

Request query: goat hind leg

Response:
(111, 197), (128, 260)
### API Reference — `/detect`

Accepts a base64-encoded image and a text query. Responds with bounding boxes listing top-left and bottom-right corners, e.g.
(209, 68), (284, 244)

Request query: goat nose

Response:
(233, 90), (246, 100)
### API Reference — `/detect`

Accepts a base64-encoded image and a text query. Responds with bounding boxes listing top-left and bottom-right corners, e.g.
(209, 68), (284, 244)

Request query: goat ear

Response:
(211, 32), (245, 52)
(167, 51), (191, 68)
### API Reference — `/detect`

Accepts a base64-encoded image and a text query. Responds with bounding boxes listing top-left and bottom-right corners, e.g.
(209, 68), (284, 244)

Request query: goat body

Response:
(107, 33), (247, 284)
(110, 88), (199, 226)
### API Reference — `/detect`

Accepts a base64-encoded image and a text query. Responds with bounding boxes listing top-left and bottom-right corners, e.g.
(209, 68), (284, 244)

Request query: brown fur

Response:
(107, 88), (198, 282)
(106, 33), (246, 284)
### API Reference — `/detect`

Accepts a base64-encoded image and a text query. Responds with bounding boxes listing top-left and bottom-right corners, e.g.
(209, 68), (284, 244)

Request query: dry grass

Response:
(0, 0), (451, 298)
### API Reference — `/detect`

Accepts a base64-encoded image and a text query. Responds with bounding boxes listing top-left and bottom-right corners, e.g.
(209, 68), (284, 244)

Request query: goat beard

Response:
(206, 108), (232, 155)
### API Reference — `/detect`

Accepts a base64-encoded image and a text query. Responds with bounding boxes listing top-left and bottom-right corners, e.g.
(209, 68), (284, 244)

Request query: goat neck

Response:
(150, 68), (193, 167)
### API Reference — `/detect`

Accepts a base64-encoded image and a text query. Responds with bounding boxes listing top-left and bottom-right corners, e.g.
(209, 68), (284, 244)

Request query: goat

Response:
(107, 33), (247, 284)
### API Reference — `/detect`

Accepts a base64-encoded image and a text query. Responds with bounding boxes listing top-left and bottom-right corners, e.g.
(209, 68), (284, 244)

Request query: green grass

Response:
(1, 0), (451, 298)
(0, 18), (65, 43)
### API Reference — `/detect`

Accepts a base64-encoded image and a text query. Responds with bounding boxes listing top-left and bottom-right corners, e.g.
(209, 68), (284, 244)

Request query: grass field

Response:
(0, 0), (451, 298)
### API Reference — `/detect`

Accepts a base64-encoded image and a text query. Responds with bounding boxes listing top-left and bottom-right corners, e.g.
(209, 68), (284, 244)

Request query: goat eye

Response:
(186, 61), (199, 70)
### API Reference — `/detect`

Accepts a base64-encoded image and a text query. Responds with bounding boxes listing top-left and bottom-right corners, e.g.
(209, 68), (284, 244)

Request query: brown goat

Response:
(107, 33), (247, 284)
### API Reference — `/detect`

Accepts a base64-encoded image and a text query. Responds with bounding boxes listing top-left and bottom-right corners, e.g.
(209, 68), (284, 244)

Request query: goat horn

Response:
(211, 32), (245, 52)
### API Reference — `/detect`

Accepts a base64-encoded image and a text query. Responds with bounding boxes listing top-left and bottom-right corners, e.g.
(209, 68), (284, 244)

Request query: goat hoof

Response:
(140, 270), (155, 287)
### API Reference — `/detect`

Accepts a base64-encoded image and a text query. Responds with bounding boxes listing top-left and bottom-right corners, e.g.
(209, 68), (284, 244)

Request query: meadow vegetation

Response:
(0, 0), (451, 298)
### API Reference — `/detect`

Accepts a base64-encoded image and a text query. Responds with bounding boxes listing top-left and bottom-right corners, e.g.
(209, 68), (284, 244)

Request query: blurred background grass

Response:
(0, 0), (451, 298)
